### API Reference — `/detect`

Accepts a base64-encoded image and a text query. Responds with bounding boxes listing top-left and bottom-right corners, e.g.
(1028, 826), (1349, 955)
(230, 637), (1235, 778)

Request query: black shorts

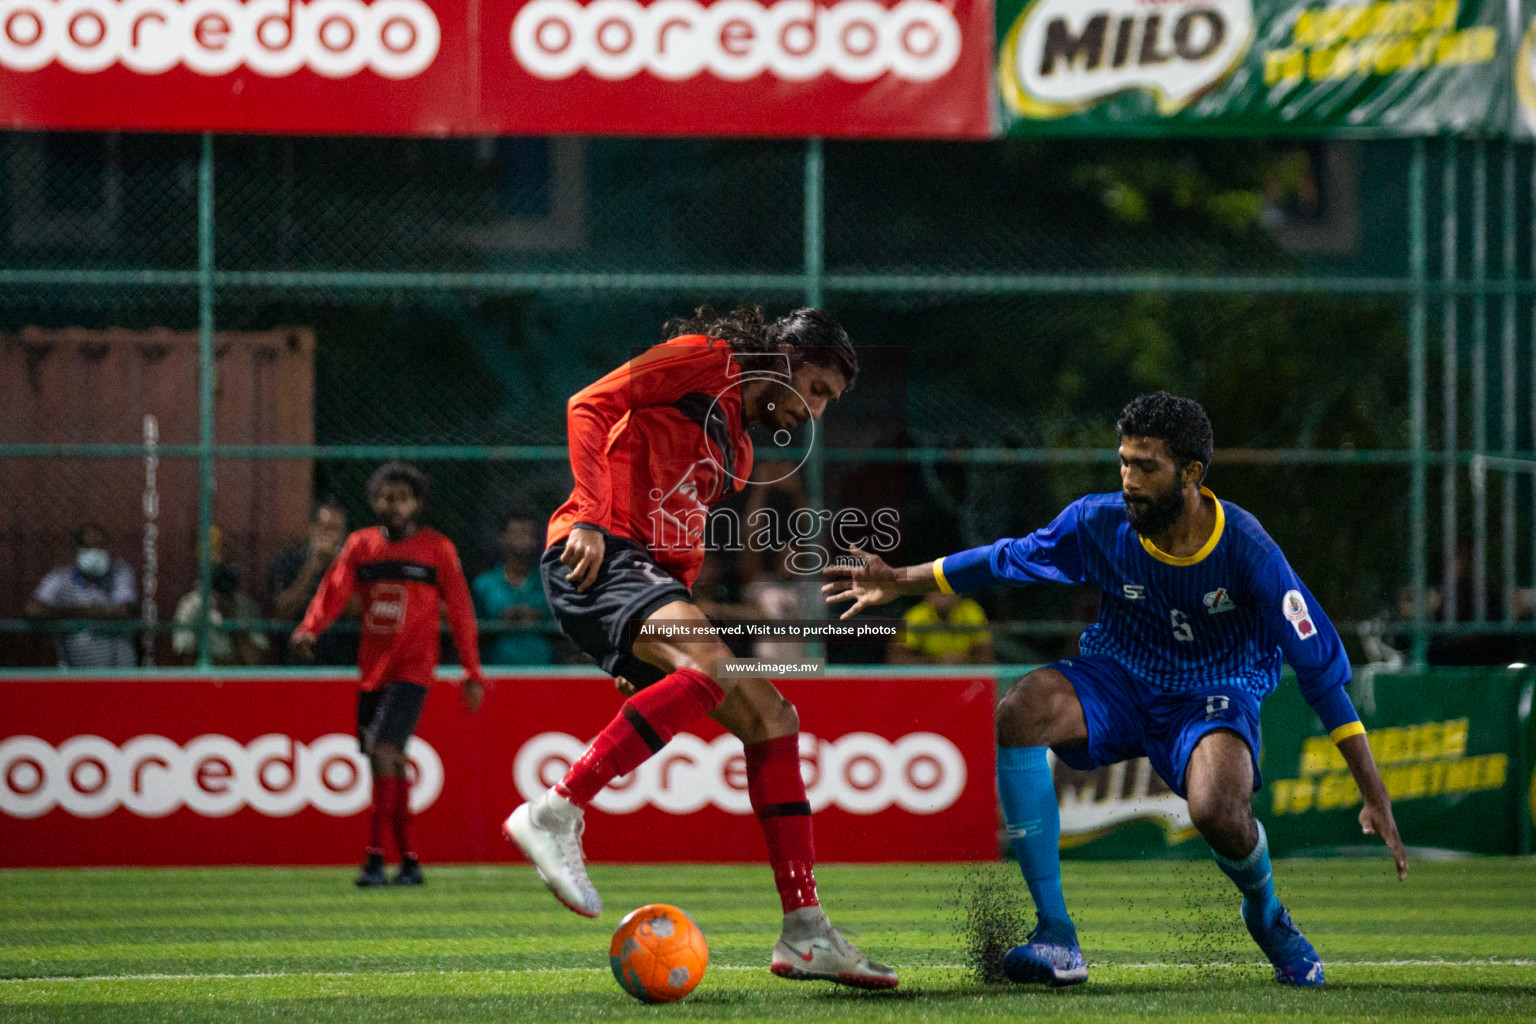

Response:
(541, 536), (691, 689)
(356, 681), (428, 754)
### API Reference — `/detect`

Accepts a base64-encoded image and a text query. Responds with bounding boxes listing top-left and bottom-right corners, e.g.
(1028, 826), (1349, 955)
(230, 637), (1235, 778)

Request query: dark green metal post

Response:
(1410, 138), (1429, 666)
(804, 138), (828, 656)
(196, 134), (216, 668)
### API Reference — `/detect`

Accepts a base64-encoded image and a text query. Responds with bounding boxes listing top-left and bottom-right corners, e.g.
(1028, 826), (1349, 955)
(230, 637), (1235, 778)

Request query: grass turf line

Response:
(0, 860), (1532, 1023)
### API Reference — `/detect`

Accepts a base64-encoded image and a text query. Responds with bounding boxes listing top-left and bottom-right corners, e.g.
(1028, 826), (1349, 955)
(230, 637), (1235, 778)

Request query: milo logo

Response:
(1000, 0), (1253, 119)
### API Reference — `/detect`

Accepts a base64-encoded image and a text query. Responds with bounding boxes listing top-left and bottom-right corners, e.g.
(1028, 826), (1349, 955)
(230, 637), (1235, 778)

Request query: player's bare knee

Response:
(727, 691), (798, 745)
(1189, 791), (1254, 850)
(995, 672), (1057, 747)
(372, 742), (403, 777)
(994, 682), (1034, 746)
(760, 694), (799, 738)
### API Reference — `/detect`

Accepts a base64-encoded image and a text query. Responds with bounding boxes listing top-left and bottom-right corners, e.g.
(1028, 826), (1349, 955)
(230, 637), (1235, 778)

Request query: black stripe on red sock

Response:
(621, 705), (666, 754)
(756, 801), (812, 818)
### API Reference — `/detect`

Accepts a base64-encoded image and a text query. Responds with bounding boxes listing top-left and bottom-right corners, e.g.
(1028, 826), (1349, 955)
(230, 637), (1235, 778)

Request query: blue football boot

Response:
(392, 856), (425, 886)
(1241, 899), (1325, 986)
(1001, 921), (1088, 987)
(354, 852), (387, 888)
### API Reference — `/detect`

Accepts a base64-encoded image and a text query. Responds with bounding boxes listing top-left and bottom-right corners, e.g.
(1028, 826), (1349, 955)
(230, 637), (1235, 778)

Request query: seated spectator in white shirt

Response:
(25, 522), (137, 668)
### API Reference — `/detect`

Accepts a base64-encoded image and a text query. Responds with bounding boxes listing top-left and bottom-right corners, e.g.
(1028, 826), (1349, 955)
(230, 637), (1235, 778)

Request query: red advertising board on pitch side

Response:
(0, 0), (991, 137)
(0, 673), (996, 867)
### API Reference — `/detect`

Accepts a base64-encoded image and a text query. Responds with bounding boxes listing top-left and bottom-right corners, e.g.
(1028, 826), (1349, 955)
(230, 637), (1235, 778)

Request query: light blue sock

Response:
(1212, 821), (1280, 924)
(997, 746), (1075, 942)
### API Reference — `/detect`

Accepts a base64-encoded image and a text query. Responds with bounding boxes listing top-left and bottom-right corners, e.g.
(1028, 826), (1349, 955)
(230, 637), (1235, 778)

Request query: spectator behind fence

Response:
(25, 522), (137, 668)
(269, 497), (359, 665)
(1393, 541), (1536, 666)
(890, 591), (994, 665)
(172, 527), (269, 666)
(472, 513), (554, 665)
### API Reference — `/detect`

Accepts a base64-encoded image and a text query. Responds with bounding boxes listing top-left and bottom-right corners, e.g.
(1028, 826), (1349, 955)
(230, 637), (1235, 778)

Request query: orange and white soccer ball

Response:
(609, 903), (709, 1003)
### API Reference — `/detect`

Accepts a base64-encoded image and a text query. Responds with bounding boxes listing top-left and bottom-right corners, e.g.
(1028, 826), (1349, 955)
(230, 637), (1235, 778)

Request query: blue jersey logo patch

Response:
(1203, 588), (1236, 615)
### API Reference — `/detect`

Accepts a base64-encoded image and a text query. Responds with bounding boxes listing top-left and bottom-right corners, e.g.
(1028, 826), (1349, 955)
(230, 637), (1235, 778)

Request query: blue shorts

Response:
(1050, 654), (1263, 798)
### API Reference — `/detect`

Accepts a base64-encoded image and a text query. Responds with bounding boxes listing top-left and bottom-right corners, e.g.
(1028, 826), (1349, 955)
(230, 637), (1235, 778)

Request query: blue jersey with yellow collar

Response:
(937, 488), (1358, 733)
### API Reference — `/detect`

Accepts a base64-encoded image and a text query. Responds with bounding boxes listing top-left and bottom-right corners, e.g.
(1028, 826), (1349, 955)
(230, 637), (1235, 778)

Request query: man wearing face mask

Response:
(172, 527), (270, 666)
(472, 513), (554, 666)
(25, 523), (137, 668)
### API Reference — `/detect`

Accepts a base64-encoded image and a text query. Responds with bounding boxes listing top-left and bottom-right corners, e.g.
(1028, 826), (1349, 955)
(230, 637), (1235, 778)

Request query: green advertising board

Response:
(1055, 668), (1535, 859)
(1258, 668), (1533, 857)
(998, 0), (1512, 136)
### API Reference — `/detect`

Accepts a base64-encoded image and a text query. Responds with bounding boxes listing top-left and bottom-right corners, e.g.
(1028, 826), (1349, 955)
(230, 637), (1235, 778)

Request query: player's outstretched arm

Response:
(1337, 732), (1409, 881)
(823, 506), (1086, 619)
(290, 534), (360, 660)
(821, 546), (943, 620)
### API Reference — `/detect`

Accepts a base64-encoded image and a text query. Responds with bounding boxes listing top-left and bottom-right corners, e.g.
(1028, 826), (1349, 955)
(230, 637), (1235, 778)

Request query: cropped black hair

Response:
(72, 522), (108, 547)
(1116, 392), (1214, 485)
(662, 303), (859, 388)
(366, 461), (429, 504)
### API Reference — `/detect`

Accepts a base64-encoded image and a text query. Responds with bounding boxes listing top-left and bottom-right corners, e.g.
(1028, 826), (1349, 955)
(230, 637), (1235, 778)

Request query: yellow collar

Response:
(1139, 487), (1224, 566)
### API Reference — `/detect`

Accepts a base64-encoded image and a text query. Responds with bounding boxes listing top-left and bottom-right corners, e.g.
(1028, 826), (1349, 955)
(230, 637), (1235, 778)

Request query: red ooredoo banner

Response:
(0, 0), (992, 136)
(0, 673), (997, 867)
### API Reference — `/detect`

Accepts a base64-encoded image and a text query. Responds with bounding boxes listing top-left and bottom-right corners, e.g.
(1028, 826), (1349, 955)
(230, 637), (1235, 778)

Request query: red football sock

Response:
(559, 667), (725, 807)
(393, 774), (416, 860)
(369, 775), (397, 857)
(746, 734), (820, 913)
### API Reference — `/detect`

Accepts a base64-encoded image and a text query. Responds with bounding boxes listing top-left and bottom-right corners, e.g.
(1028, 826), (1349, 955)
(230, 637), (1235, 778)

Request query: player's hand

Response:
(614, 676), (637, 697)
(461, 678), (484, 713)
(820, 546), (904, 620)
(289, 631), (316, 662)
(1360, 798), (1408, 881)
(562, 527), (605, 592)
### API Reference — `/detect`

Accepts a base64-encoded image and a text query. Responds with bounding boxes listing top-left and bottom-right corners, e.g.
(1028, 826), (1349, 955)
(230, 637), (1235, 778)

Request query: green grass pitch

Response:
(2, 858), (1532, 1023)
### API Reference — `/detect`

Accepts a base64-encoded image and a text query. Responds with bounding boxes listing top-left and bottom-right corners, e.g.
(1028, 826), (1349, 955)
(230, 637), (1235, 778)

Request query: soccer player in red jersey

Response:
(503, 305), (897, 989)
(292, 462), (486, 887)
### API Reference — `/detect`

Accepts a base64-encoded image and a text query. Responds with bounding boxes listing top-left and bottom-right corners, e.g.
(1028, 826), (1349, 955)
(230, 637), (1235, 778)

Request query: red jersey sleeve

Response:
(298, 531), (360, 637)
(436, 536), (485, 683)
(566, 337), (731, 530)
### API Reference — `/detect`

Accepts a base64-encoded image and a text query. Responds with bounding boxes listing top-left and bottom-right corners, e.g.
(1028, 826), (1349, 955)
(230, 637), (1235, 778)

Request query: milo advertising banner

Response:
(999, 0), (1511, 136)
(1056, 668), (1535, 859)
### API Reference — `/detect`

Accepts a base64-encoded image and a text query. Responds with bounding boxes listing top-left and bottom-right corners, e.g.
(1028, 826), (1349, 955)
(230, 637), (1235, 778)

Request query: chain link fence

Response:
(1, 133), (1531, 668)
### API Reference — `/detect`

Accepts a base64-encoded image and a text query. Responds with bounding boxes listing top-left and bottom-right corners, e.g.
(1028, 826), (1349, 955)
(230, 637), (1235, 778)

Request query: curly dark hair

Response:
(661, 303), (858, 388)
(366, 461), (430, 504)
(1116, 392), (1214, 484)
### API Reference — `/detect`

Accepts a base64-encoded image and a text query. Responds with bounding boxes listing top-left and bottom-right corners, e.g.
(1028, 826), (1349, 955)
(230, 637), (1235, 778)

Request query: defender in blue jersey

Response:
(823, 393), (1408, 988)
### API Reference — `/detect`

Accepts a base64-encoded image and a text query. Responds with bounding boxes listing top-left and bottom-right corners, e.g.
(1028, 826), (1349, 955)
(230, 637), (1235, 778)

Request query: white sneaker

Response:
(502, 793), (602, 918)
(771, 921), (898, 990)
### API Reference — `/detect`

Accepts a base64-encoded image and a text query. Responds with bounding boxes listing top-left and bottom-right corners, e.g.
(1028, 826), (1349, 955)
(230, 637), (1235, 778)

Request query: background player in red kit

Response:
(503, 305), (897, 989)
(293, 462), (486, 887)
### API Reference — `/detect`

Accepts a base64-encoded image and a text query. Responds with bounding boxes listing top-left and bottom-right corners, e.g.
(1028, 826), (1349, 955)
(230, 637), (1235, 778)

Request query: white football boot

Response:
(502, 790), (602, 918)
(770, 908), (899, 990)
